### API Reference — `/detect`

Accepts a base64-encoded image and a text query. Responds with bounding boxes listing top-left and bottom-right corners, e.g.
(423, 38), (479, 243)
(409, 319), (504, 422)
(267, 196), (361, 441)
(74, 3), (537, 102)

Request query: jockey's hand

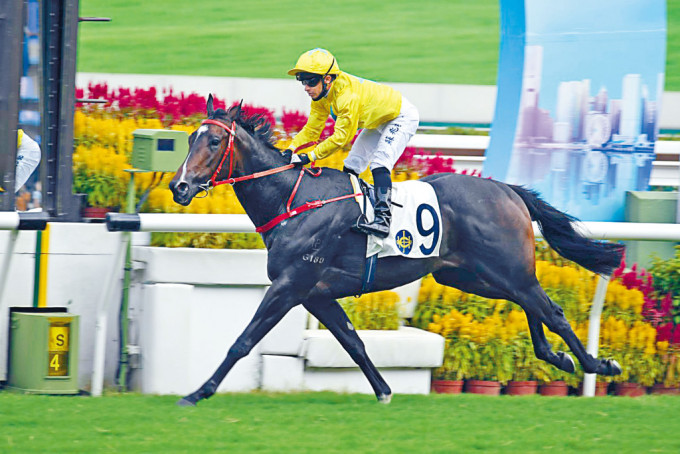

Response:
(281, 149), (293, 161)
(290, 153), (311, 167)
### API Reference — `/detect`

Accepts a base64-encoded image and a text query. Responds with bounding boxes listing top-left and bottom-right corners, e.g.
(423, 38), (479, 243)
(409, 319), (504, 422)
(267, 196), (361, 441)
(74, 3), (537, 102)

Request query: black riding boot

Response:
(356, 185), (392, 239)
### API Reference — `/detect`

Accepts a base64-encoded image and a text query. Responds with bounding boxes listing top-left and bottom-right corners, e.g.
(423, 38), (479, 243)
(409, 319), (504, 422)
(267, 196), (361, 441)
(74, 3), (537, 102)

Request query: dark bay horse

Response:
(169, 96), (623, 406)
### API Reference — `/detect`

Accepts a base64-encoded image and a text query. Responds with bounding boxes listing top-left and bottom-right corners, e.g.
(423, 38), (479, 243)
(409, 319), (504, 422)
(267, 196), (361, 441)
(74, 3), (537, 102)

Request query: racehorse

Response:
(169, 96), (624, 406)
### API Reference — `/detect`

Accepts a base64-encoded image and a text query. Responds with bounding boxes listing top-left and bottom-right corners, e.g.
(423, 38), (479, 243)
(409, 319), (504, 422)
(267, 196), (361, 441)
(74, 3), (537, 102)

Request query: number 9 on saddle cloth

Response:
(350, 175), (443, 290)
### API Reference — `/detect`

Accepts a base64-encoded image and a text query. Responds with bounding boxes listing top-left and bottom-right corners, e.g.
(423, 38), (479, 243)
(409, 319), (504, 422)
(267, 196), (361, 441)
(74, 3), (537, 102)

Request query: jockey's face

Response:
(304, 75), (332, 99)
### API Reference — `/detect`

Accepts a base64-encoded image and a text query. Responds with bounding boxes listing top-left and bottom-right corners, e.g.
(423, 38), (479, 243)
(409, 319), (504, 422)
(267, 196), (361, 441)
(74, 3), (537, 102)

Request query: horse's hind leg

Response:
(431, 269), (574, 373)
(525, 309), (575, 373)
(303, 296), (392, 403)
(523, 284), (621, 376)
(432, 268), (620, 377)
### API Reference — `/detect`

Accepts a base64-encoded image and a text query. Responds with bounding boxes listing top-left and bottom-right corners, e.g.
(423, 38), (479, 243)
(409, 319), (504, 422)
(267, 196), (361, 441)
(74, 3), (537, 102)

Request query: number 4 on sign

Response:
(48, 352), (67, 376)
(50, 353), (60, 371)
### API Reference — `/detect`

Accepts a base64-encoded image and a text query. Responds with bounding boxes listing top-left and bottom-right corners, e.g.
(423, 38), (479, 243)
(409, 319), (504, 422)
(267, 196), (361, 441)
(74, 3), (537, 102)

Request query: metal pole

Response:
(0, 230), (19, 307)
(582, 274), (610, 397)
(116, 173), (136, 391)
(90, 232), (128, 397)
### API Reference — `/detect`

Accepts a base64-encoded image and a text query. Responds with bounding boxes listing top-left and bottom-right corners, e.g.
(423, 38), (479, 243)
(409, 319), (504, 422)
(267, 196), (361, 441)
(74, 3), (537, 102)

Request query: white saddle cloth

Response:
(350, 176), (443, 259)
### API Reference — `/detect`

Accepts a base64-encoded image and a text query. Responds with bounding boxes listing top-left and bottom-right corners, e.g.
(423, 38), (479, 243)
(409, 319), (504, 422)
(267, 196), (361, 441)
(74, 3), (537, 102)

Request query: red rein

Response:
(200, 119), (361, 234)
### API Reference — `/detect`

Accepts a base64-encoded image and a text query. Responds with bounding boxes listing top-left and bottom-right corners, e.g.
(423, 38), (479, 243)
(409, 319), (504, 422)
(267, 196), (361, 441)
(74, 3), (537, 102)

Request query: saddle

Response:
(350, 175), (437, 295)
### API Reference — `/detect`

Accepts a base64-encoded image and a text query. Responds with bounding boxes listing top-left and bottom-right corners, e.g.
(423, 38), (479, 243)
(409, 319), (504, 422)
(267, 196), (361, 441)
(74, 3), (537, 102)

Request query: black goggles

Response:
(297, 75), (322, 87)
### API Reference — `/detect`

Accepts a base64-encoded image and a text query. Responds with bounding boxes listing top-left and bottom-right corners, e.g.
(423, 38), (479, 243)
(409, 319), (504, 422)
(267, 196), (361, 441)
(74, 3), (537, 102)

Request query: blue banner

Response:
(485, 0), (667, 221)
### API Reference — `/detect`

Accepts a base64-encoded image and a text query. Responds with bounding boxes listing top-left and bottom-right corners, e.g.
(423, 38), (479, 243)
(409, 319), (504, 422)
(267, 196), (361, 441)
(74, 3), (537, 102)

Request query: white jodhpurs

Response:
(15, 132), (41, 193)
(343, 96), (419, 174)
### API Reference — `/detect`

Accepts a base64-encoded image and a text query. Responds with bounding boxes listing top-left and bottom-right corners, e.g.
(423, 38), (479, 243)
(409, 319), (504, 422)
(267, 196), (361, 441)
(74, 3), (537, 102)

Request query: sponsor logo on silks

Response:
(330, 106), (337, 122)
(395, 229), (413, 255)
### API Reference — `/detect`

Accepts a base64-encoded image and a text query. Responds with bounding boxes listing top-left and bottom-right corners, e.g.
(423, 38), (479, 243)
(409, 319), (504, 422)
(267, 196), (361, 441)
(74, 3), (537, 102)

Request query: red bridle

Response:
(201, 119), (238, 187)
(200, 118), (296, 189)
(197, 118), (361, 234)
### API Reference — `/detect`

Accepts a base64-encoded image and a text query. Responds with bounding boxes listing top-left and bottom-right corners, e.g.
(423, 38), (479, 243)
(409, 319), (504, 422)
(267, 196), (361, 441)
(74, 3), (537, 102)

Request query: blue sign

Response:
(485, 0), (667, 221)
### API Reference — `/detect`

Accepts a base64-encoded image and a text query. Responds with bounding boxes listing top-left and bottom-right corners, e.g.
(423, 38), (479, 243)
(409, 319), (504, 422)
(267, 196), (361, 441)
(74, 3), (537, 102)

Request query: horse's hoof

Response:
(377, 393), (392, 404)
(176, 397), (197, 407)
(598, 359), (622, 376)
(557, 351), (575, 373)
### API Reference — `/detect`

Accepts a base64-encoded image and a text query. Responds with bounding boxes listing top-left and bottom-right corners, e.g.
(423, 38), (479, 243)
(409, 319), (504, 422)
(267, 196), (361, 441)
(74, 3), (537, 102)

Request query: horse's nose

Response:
(174, 181), (189, 197)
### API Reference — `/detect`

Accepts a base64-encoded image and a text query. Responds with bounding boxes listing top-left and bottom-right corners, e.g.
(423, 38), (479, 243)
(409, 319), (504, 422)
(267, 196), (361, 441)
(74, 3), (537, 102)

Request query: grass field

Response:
(1, 391), (679, 453)
(77, 0), (680, 90)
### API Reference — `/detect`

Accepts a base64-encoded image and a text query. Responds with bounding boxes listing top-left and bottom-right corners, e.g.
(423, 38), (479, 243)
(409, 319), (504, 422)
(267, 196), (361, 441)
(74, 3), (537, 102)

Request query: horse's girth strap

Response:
(255, 192), (362, 233)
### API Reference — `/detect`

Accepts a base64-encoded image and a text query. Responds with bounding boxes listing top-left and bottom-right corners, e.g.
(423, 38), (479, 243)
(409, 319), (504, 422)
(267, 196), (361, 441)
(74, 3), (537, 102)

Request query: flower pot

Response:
(649, 384), (680, 395)
(432, 379), (464, 394)
(539, 381), (568, 396)
(81, 206), (113, 219)
(464, 380), (501, 396)
(578, 381), (609, 396)
(614, 382), (646, 397)
(505, 380), (538, 396)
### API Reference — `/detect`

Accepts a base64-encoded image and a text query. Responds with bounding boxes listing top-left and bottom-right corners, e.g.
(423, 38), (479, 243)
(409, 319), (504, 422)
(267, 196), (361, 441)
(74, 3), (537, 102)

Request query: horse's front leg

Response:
(303, 296), (392, 403)
(177, 282), (298, 406)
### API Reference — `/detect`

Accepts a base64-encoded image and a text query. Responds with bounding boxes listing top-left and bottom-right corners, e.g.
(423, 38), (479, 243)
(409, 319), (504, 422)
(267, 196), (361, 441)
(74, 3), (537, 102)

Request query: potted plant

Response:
(611, 351), (652, 397)
(650, 343), (680, 395)
(463, 317), (512, 396)
(73, 144), (128, 216)
(431, 364), (464, 394)
(533, 331), (572, 396)
(505, 336), (539, 396)
(431, 333), (474, 394)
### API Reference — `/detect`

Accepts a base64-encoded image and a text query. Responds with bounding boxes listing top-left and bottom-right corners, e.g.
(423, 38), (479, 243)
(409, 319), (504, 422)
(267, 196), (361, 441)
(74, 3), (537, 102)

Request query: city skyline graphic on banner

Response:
(506, 43), (664, 221)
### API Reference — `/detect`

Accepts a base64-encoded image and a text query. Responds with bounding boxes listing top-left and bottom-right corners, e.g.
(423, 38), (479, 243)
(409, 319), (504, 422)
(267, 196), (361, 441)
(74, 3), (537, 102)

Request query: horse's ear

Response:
(232, 99), (244, 116)
(207, 94), (215, 117)
(227, 99), (244, 119)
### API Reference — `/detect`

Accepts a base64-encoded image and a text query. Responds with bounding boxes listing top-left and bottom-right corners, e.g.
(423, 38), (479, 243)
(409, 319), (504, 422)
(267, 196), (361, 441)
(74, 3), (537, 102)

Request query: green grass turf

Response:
(1, 391), (679, 453)
(77, 0), (680, 89)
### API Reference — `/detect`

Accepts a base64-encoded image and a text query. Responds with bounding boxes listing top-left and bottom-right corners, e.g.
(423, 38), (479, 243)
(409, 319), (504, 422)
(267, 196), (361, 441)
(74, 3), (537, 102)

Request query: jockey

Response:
(15, 129), (41, 193)
(285, 48), (419, 239)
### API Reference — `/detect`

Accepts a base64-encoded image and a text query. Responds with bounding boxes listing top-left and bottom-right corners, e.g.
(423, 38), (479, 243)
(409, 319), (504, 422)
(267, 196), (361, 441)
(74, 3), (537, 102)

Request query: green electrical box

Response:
(8, 310), (80, 394)
(624, 191), (679, 268)
(132, 129), (189, 172)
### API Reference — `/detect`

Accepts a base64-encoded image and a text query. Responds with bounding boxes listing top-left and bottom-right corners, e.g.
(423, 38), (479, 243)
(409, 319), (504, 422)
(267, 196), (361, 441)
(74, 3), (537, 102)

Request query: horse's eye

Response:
(210, 138), (221, 147)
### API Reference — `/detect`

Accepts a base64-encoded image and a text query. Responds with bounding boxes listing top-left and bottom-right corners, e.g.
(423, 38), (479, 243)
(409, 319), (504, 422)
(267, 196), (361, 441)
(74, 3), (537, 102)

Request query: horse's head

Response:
(169, 95), (243, 205)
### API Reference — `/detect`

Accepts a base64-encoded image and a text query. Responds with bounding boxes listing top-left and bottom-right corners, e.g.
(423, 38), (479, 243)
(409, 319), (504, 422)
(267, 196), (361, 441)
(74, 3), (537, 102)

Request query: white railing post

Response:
(582, 274), (610, 397)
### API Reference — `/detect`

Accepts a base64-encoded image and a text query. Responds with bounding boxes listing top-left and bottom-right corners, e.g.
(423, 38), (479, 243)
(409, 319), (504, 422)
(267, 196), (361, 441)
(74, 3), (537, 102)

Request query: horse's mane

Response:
(212, 107), (278, 149)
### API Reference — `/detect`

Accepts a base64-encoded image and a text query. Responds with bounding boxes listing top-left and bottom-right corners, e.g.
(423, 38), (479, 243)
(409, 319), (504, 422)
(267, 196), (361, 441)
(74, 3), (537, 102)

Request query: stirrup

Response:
(351, 214), (370, 235)
(354, 217), (390, 238)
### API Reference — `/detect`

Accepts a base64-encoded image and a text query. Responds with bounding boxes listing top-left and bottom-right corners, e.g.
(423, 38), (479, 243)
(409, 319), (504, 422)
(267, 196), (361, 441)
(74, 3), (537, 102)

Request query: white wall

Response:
(0, 223), (143, 390)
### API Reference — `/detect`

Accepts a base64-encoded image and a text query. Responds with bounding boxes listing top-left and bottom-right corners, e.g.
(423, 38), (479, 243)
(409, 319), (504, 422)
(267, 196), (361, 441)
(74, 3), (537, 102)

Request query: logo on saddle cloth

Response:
(395, 230), (414, 255)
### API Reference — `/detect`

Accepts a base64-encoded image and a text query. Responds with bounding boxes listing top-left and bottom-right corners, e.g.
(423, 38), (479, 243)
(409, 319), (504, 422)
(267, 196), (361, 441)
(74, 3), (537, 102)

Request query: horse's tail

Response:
(508, 184), (624, 275)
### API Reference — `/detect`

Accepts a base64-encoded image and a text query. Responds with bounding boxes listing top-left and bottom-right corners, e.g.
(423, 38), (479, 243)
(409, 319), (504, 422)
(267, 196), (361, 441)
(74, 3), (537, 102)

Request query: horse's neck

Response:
(231, 141), (295, 228)
(233, 174), (297, 229)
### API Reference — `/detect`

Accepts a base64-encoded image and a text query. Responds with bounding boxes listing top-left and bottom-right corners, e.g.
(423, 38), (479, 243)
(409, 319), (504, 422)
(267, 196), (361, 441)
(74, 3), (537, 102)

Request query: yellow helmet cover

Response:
(288, 48), (340, 76)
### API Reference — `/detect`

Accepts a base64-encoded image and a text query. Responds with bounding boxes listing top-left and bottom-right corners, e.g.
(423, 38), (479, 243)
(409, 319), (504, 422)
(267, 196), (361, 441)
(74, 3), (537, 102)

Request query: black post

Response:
(41, 0), (81, 220)
(0, 0), (25, 207)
